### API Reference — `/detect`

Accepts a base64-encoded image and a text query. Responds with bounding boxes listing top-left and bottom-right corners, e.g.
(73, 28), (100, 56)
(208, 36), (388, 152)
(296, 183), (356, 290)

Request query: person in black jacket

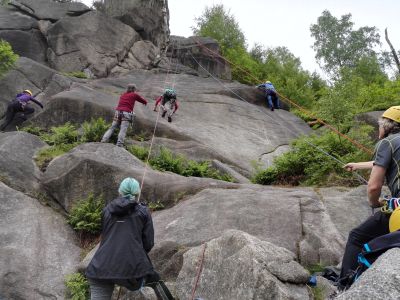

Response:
(86, 177), (157, 299)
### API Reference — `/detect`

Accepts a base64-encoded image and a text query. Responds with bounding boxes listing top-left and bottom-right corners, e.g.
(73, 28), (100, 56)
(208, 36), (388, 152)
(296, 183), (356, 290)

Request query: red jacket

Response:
(116, 92), (147, 112)
(155, 96), (179, 112)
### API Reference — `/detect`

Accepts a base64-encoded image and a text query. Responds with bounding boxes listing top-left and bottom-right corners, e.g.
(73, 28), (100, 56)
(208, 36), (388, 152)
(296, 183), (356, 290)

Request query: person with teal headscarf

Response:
(118, 177), (140, 200)
(86, 177), (159, 299)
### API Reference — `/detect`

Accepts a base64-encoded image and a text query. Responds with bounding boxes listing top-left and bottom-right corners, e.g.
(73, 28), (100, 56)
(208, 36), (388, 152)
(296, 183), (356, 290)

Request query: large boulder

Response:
(153, 185), (345, 265)
(164, 36), (232, 80)
(104, 0), (170, 48)
(176, 230), (311, 300)
(0, 57), (72, 128)
(0, 29), (47, 63)
(0, 6), (46, 63)
(111, 40), (161, 76)
(31, 70), (310, 176)
(336, 248), (400, 300)
(0, 132), (46, 193)
(31, 83), (117, 128)
(318, 185), (372, 239)
(10, 0), (90, 21)
(41, 142), (234, 212)
(46, 11), (140, 77)
(0, 182), (81, 299)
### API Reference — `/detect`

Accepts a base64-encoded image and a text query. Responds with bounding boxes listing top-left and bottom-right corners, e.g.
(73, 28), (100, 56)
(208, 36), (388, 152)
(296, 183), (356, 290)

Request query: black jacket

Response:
(86, 197), (155, 280)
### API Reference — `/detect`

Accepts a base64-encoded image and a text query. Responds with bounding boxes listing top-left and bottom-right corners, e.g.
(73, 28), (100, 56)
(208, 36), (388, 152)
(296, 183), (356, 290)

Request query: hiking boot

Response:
(168, 116), (172, 122)
(162, 111), (167, 118)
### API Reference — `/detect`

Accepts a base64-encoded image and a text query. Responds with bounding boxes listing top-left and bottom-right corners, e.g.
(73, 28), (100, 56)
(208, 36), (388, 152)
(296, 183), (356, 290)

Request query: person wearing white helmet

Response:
(338, 106), (400, 289)
(153, 88), (179, 122)
(256, 80), (280, 111)
(0, 89), (43, 131)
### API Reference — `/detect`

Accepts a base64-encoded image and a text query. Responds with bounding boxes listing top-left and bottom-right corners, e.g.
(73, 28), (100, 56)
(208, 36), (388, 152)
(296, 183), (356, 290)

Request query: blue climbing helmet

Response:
(164, 88), (176, 99)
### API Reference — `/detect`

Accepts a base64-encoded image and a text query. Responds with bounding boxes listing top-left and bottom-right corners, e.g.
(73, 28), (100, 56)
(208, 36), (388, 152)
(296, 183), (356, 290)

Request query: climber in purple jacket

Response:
(0, 89), (43, 131)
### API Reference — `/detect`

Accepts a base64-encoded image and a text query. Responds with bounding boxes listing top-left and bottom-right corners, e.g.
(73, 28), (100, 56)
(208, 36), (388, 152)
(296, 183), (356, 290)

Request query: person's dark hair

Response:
(378, 117), (400, 137)
(127, 84), (136, 92)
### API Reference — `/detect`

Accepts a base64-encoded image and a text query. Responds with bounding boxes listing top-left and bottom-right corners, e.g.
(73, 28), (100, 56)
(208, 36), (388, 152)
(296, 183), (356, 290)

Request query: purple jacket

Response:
(16, 93), (43, 108)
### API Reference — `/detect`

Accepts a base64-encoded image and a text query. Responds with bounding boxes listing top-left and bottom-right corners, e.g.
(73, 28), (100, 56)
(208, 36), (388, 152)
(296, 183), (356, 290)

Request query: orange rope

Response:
(193, 38), (374, 155)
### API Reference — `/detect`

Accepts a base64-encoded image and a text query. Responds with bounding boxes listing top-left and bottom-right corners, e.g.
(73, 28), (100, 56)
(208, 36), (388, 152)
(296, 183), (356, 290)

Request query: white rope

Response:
(137, 39), (182, 202)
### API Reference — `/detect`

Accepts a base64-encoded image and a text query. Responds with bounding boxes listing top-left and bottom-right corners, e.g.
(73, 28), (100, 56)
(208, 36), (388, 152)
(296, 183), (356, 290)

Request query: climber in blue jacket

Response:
(257, 80), (280, 111)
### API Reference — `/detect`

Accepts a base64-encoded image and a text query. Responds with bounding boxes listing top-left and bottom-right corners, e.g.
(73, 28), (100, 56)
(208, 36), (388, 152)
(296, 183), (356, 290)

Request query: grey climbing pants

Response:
(88, 278), (143, 300)
(101, 111), (133, 146)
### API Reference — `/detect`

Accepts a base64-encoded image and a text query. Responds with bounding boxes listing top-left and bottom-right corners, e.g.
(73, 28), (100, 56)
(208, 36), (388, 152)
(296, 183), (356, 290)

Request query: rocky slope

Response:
(0, 0), (384, 299)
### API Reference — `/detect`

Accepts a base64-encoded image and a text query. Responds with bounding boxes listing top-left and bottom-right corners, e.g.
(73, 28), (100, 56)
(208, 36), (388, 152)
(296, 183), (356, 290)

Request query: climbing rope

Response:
(137, 39), (182, 203)
(192, 37), (374, 155)
(190, 243), (207, 300)
(188, 51), (370, 186)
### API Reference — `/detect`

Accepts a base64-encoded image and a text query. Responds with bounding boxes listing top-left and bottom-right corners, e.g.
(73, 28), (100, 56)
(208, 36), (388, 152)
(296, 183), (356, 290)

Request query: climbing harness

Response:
(380, 196), (400, 232)
(380, 196), (400, 214)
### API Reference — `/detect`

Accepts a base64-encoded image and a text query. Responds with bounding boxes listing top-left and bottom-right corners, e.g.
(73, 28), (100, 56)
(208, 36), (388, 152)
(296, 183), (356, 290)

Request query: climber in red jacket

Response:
(153, 88), (179, 123)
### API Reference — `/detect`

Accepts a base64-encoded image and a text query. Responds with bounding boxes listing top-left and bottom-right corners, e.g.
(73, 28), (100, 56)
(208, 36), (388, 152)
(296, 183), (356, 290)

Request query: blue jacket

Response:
(257, 82), (276, 93)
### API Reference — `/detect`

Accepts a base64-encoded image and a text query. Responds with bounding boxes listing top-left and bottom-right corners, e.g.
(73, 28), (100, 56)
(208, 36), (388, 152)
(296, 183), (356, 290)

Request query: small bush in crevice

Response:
(42, 122), (79, 146)
(252, 128), (373, 186)
(127, 145), (150, 161)
(64, 272), (89, 300)
(149, 147), (184, 174)
(128, 146), (234, 182)
(80, 117), (109, 143)
(67, 193), (105, 237)
(18, 125), (47, 136)
(148, 201), (165, 211)
(63, 71), (88, 79)
(35, 143), (77, 171)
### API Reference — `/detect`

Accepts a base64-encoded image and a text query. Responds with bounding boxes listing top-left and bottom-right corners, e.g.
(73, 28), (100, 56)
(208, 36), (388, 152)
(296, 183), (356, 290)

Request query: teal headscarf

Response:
(118, 177), (140, 201)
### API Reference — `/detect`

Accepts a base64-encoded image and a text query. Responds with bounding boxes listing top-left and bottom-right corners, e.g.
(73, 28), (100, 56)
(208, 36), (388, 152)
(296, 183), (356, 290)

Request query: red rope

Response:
(190, 243), (207, 300)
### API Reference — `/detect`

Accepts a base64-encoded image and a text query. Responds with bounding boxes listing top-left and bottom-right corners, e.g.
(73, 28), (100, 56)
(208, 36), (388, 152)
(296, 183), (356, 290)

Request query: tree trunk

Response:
(385, 28), (400, 74)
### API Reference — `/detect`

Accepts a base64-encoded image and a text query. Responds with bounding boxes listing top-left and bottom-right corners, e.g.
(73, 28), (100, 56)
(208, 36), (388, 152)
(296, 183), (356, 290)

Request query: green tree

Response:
(0, 39), (18, 77)
(253, 46), (326, 107)
(310, 10), (381, 78)
(192, 4), (246, 53)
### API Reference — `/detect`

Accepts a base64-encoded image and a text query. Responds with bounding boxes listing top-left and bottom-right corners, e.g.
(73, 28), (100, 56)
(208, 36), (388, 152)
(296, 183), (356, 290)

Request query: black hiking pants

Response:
(340, 211), (390, 279)
(0, 101), (34, 131)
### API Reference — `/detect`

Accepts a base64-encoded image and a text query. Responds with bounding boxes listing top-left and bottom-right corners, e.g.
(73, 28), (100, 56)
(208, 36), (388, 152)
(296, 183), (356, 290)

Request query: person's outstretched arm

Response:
(343, 161), (374, 171)
(30, 98), (43, 109)
(134, 94), (148, 106)
(154, 96), (162, 111)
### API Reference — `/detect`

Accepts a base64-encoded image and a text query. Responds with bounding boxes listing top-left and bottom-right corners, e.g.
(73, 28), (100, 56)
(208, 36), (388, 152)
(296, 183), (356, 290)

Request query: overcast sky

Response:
(81, 0), (400, 75)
